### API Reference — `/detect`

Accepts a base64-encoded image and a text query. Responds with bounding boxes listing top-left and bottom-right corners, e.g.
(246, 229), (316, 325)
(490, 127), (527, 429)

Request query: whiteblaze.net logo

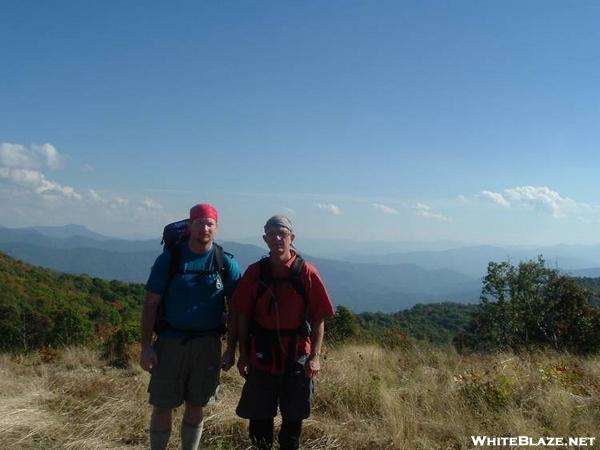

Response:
(471, 436), (596, 447)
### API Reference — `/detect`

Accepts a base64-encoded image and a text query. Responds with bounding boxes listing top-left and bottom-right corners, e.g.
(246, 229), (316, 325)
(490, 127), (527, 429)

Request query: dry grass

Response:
(1, 343), (599, 449)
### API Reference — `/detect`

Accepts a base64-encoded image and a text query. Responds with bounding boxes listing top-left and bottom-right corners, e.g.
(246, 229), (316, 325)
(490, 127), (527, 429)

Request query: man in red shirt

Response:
(233, 215), (335, 450)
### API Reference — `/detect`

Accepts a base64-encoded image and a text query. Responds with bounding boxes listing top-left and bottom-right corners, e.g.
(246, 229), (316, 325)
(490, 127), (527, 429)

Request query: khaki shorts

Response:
(148, 335), (221, 408)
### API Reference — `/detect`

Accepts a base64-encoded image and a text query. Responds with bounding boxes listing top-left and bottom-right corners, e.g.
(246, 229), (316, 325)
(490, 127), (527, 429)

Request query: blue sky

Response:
(1, 1), (599, 245)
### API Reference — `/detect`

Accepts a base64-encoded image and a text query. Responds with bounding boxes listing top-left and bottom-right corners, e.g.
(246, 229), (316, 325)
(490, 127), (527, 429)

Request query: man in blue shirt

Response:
(140, 203), (241, 450)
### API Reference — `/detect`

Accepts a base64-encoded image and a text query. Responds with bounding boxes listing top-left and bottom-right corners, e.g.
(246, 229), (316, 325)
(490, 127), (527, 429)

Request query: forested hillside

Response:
(3, 251), (600, 356)
(0, 252), (143, 352)
(577, 277), (600, 306)
(355, 303), (478, 344)
(0, 251), (478, 355)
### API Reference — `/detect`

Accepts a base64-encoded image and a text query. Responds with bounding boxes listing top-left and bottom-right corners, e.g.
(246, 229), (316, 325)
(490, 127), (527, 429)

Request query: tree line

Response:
(2, 251), (600, 356)
(326, 256), (600, 354)
(0, 252), (143, 354)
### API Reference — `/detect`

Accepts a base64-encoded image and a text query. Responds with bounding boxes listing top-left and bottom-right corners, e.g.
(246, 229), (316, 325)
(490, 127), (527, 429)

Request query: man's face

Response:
(263, 226), (294, 256)
(189, 217), (217, 244)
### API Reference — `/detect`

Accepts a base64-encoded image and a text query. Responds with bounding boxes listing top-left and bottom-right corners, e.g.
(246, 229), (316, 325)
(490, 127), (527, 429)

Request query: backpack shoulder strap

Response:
(289, 254), (306, 301)
(153, 244), (182, 333)
(166, 244), (182, 290)
(212, 243), (230, 329)
(213, 243), (225, 273)
(256, 255), (306, 300)
(213, 243), (231, 285)
(258, 256), (272, 289)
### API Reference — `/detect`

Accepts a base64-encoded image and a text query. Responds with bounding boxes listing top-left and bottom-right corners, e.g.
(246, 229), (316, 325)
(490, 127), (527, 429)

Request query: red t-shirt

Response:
(232, 253), (335, 374)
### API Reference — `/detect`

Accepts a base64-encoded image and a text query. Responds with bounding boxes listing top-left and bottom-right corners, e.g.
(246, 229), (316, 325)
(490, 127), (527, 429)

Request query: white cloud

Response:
(40, 183), (82, 201)
(481, 186), (590, 218)
(0, 142), (163, 213)
(0, 142), (66, 171)
(0, 143), (38, 169)
(414, 203), (451, 222)
(0, 167), (82, 201)
(86, 189), (162, 212)
(0, 167), (41, 187)
(0, 143), (72, 201)
(505, 186), (589, 218)
(481, 190), (510, 207)
(33, 143), (64, 170)
(111, 197), (129, 208)
(141, 197), (163, 210)
(372, 203), (399, 215)
(81, 163), (94, 173)
(282, 207), (296, 215)
(0, 142), (172, 236)
(316, 203), (342, 215)
(87, 189), (106, 203)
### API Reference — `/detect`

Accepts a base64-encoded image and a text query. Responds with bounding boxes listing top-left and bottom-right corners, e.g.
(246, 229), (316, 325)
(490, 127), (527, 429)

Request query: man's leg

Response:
(183, 336), (221, 450)
(150, 406), (172, 450)
(279, 371), (312, 450)
(181, 403), (204, 450)
(236, 367), (279, 449)
(147, 338), (187, 450)
(278, 419), (302, 450)
(249, 418), (274, 450)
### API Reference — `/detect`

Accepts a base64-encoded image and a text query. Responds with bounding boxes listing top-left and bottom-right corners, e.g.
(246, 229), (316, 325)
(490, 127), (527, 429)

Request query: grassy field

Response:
(1, 342), (599, 449)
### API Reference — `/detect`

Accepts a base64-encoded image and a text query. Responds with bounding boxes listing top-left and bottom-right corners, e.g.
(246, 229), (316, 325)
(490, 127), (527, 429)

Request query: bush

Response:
(455, 369), (514, 411)
(103, 322), (140, 368)
(326, 305), (361, 344)
(455, 257), (600, 354)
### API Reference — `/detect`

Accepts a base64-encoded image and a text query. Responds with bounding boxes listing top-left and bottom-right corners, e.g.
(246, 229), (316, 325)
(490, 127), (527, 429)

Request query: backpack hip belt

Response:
(249, 320), (311, 372)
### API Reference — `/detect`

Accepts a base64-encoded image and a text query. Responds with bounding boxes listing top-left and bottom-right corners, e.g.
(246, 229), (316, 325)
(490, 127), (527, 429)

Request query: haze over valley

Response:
(3, 224), (600, 312)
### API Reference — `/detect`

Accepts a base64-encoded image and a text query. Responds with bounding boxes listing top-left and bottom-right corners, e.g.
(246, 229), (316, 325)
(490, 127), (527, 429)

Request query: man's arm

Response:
(221, 256), (242, 370)
(236, 312), (250, 378)
(304, 317), (325, 378)
(140, 291), (161, 372)
(221, 301), (238, 370)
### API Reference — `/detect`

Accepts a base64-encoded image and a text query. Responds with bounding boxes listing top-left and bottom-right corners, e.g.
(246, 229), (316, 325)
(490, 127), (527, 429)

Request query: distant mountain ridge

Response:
(30, 224), (112, 240)
(10, 224), (600, 278)
(340, 244), (600, 277)
(250, 237), (468, 260)
(0, 224), (481, 312)
(0, 225), (158, 252)
(568, 268), (600, 278)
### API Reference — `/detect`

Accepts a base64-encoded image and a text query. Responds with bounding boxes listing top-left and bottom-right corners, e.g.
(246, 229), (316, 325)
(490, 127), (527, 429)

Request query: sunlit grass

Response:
(1, 343), (599, 449)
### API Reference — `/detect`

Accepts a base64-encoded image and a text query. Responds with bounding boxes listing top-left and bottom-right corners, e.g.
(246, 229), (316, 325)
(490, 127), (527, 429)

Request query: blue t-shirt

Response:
(146, 242), (241, 335)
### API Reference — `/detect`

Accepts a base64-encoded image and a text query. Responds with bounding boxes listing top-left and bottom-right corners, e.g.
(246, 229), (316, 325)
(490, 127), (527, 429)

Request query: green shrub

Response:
(102, 323), (140, 367)
(455, 369), (514, 411)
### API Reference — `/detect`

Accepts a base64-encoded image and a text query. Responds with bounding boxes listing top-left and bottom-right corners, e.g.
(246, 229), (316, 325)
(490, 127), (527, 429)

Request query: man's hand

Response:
(237, 354), (249, 378)
(140, 291), (161, 372)
(140, 345), (158, 372)
(304, 354), (320, 378)
(221, 347), (235, 371)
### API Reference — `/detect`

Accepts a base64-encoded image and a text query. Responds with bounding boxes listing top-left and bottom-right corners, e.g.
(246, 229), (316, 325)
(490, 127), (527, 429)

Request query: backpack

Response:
(251, 254), (312, 372)
(153, 219), (230, 335)
(256, 254), (307, 309)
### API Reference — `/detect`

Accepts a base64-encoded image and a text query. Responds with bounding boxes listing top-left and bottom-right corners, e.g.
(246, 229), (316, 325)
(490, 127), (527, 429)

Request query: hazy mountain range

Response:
(243, 236), (600, 278)
(2, 224), (599, 311)
(342, 245), (600, 278)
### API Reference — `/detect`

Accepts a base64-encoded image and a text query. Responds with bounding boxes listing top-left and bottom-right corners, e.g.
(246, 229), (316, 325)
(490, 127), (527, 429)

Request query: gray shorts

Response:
(236, 366), (313, 420)
(148, 335), (221, 408)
